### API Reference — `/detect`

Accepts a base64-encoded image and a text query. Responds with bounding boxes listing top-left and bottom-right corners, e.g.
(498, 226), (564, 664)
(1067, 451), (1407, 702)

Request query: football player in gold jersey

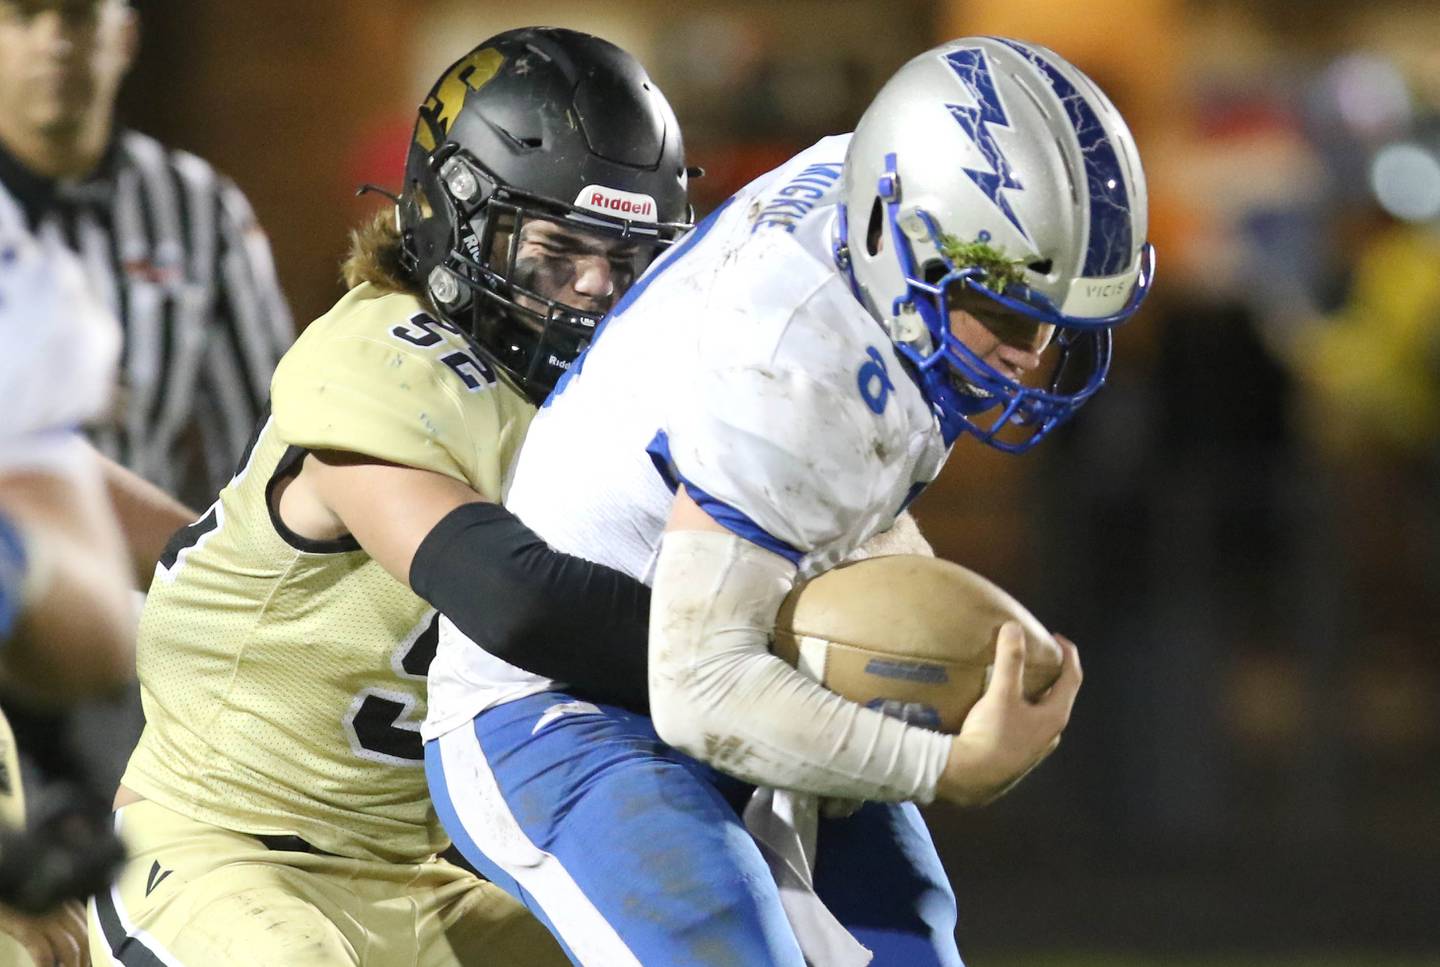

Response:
(90, 28), (691, 966)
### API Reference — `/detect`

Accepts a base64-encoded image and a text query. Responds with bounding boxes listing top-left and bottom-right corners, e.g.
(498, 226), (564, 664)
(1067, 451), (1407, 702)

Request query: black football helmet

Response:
(399, 27), (691, 404)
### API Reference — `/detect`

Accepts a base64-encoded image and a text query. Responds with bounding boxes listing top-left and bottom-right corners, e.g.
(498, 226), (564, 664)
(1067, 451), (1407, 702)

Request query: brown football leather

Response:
(772, 555), (1062, 732)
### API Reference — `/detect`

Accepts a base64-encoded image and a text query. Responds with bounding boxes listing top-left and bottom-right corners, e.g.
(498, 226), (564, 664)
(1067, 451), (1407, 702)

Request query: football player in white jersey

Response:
(0, 175), (131, 967)
(0, 185), (130, 701)
(425, 36), (1153, 966)
(0, 138), (199, 967)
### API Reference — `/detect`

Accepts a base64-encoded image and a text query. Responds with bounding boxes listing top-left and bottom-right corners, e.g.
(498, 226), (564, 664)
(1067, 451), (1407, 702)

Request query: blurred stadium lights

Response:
(1320, 52), (1413, 142)
(1370, 141), (1440, 222)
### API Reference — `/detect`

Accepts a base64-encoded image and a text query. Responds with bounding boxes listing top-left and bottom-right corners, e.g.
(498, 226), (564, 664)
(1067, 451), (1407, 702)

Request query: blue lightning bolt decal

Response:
(945, 48), (1030, 242)
(991, 38), (1134, 277)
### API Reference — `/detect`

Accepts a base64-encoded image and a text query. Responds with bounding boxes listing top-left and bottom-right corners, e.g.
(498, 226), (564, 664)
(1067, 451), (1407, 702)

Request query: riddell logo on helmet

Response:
(575, 185), (657, 222)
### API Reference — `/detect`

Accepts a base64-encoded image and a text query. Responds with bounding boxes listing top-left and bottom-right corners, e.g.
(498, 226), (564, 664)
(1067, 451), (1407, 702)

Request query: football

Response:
(771, 555), (1064, 733)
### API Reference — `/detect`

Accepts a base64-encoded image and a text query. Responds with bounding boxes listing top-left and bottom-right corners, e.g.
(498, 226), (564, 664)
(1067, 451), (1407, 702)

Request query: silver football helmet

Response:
(837, 36), (1154, 451)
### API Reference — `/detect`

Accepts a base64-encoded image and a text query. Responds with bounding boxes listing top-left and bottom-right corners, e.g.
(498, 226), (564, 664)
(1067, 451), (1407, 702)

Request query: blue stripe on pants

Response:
(427, 693), (803, 967)
(426, 744), (583, 965)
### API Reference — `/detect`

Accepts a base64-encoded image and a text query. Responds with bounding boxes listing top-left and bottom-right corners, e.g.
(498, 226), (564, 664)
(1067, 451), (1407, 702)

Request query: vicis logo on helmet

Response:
(575, 185), (657, 222)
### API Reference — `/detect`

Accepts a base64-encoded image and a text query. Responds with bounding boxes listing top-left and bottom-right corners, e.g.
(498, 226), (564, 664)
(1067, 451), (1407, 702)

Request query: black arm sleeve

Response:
(409, 501), (651, 711)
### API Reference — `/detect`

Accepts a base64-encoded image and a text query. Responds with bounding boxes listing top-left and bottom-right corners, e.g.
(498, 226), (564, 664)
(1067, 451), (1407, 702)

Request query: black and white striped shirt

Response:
(0, 130), (291, 507)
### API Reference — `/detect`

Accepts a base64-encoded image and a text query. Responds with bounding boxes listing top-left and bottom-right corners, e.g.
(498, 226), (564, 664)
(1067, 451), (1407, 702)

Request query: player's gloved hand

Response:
(0, 897), (88, 967)
(936, 621), (1081, 808)
(0, 784), (125, 915)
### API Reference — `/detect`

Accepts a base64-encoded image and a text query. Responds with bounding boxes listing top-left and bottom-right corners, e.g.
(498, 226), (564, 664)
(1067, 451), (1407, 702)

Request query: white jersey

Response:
(0, 187), (120, 475)
(425, 136), (950, 737)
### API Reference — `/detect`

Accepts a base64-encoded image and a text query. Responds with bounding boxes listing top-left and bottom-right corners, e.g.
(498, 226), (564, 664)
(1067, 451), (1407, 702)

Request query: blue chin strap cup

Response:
(870, 154), (1153, 453)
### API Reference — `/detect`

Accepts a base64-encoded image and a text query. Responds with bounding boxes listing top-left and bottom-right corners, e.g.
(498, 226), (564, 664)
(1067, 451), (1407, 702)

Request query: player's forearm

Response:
(649, 529), (953, 802)
(411, 502), (652, 710)
(95, 448), (197, 586)
(309, 453), (652, 708)
(0, 470), (135, 704)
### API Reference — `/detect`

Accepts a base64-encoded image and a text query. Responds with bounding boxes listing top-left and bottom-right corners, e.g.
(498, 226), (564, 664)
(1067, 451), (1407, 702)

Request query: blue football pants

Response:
(425, 691), (962, 967)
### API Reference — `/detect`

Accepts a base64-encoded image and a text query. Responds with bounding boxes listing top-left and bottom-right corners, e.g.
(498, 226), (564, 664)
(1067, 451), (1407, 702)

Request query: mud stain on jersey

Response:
(702, 733), (756, 773)
(188, 888), (337, 960)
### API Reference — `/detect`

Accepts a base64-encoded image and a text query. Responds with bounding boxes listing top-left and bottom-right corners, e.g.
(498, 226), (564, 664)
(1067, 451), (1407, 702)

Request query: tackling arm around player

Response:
(92, 29), (691, 967)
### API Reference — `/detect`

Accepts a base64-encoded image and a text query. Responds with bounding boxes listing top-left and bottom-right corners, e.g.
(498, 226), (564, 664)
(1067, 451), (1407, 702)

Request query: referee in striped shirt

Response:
(0, 0), (290, 840)
(0, 0), (291, 510)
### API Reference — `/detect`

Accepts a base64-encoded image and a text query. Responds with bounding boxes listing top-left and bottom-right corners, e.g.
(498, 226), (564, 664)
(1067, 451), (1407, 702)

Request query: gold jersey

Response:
(0, 705), (22, 829)
(122, 283), (535, 863)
